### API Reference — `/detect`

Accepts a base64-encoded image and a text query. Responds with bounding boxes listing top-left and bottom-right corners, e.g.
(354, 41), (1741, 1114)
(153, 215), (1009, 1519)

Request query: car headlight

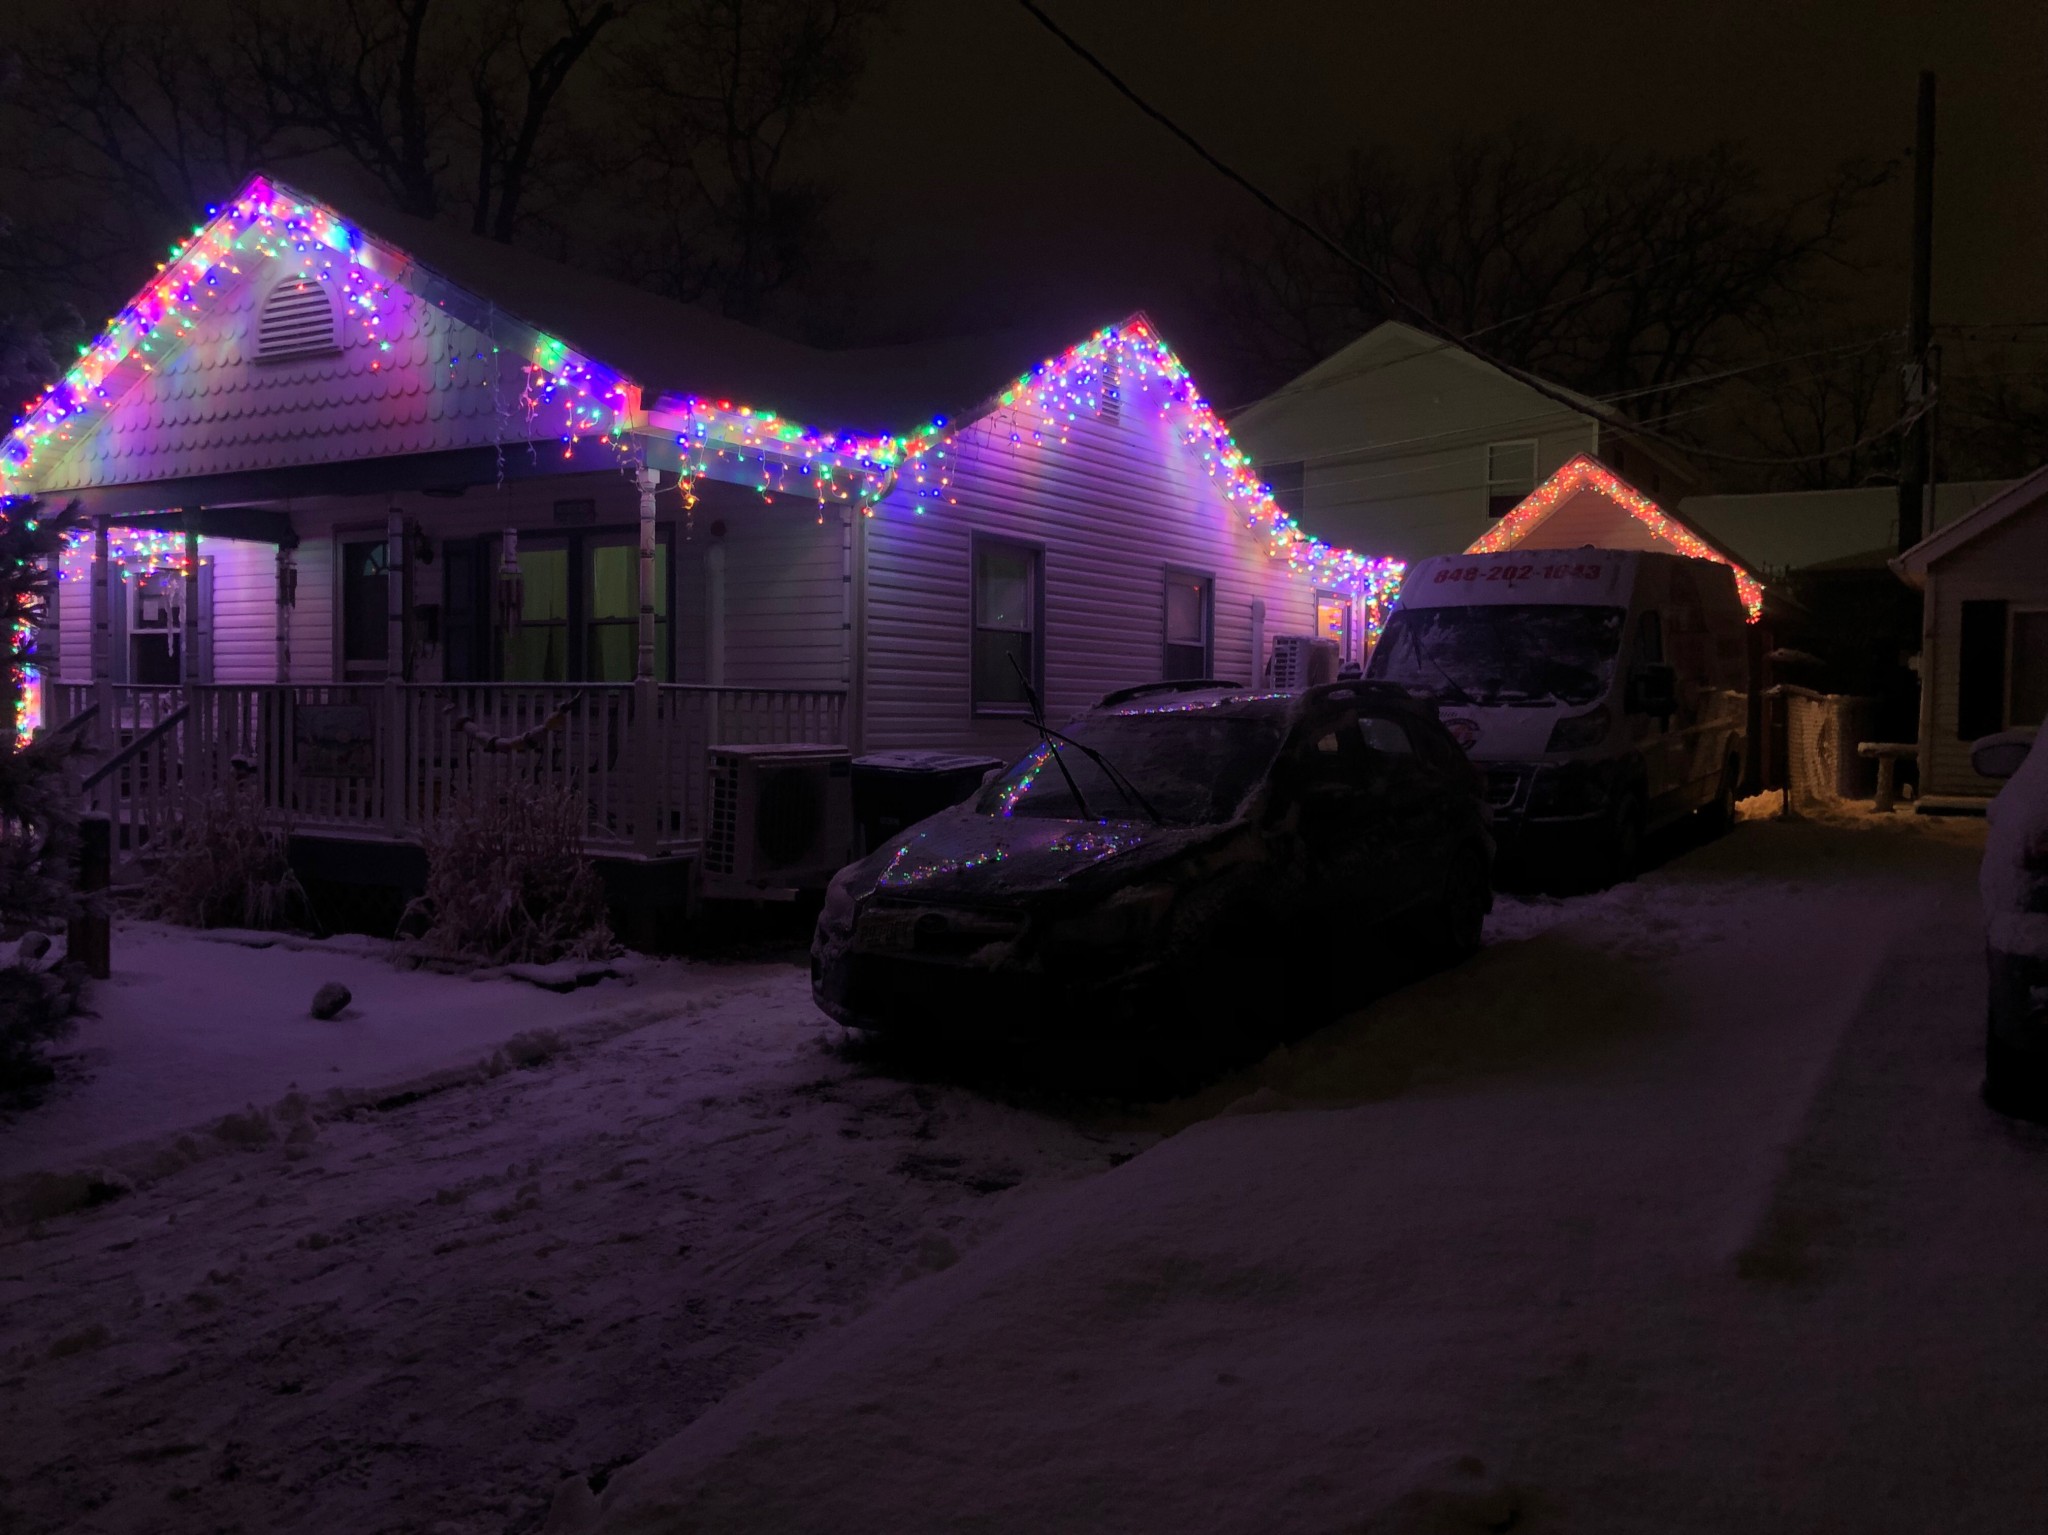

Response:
(1546, 708), (1611, 753)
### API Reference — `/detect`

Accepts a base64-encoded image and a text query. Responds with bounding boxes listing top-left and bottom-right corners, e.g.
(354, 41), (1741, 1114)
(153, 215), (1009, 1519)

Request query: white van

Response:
(1365, 548), (1750, 878)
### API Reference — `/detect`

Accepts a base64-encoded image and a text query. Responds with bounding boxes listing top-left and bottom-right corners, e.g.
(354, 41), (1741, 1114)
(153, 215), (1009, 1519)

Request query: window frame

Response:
(1162, 567), (1215, 682)
(2007, 604), (2048, 730)
(969, 532), (1045, 717)
(1315, 588), (1353, 663)
(1485, 439), (1540, 519)
(336, 525), (392, 681)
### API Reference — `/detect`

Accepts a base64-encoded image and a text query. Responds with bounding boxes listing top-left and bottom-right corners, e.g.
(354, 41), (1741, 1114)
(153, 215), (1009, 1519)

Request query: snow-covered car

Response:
(1975, 725), (2048, 1121)
(810, 681), (1493, 1041)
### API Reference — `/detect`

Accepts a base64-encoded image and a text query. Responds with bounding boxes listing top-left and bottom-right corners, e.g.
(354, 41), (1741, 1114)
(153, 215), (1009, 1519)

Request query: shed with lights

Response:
(1465, 454), (1764, 620)
(3, 174), (1402, 912)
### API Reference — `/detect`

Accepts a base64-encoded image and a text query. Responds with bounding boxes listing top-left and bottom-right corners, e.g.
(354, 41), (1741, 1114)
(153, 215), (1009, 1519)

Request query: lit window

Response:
(1316, 590), (1351, 658)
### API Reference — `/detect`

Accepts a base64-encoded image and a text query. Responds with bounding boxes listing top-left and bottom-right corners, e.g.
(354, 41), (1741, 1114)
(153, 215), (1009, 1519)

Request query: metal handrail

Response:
(81, 705), (189, 791)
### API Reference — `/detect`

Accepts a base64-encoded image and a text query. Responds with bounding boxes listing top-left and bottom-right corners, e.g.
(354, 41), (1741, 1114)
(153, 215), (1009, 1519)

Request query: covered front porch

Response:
(40, 449), (854, 886)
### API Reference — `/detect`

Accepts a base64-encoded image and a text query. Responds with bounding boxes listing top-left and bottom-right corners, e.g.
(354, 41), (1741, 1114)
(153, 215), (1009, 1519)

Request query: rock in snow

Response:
(309, 981), (352, 1020)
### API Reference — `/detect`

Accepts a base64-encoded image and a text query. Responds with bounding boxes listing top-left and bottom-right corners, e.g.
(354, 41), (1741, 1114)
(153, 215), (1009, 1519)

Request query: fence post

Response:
(69, 814), (112, 980)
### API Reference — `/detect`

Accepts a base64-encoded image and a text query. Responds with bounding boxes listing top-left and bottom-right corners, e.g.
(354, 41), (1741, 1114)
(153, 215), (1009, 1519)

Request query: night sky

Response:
(824, 0), (2046, 399)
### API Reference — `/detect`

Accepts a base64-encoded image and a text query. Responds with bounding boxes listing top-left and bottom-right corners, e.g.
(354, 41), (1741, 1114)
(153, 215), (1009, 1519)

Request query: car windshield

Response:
(977, 708), (1287, 826)
(1367, 604), (1625, 707)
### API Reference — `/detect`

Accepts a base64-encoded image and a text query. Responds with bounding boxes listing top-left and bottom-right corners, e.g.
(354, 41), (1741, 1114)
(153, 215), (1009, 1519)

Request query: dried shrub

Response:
(141, 774), (308, 931)
(407, 781), (613, 965)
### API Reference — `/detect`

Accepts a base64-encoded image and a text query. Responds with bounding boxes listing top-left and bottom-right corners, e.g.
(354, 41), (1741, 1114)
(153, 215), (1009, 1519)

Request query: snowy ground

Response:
(0, 806), (2007, 1534)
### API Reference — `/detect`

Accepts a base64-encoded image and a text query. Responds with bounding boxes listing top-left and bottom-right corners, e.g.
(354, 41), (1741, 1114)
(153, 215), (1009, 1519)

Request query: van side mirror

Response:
(1627, 664), (1678, 717)
(1972, 729), (2035, 781)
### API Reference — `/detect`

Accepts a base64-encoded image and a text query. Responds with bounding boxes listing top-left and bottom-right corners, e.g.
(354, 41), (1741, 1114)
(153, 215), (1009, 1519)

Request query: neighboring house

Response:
(1463, 455), (1763, 618)
(3, 176), (1401, 898)
(1232, 321), (1701, 567)
(1893, 464), (2048, 804)
(1680, 481), (2012, 578)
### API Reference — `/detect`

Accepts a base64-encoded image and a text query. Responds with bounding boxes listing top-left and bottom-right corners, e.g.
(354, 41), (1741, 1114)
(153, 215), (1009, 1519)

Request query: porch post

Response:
(275, 545), (295, 685)
(383, 505), (405, 833)
(634, 466), (660, 855)
(91, 516), (112, 748)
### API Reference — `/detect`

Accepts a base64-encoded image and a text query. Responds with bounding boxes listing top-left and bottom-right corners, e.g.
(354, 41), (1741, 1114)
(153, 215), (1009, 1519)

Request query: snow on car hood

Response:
(863, 811), (1201, 903)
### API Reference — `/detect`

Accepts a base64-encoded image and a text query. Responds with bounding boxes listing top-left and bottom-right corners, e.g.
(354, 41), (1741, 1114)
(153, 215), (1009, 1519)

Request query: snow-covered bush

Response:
(405, 782), (613, 965)
(141, 774), (308, 931)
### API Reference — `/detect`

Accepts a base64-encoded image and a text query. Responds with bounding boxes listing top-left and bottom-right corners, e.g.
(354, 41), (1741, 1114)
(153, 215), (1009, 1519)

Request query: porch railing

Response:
(58, 680), (847, 878)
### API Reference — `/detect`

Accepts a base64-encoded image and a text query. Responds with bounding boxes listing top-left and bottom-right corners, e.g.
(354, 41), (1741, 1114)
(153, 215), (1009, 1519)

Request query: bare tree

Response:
(608, 0), (890, 326)
(1217, 129), (1892, 424)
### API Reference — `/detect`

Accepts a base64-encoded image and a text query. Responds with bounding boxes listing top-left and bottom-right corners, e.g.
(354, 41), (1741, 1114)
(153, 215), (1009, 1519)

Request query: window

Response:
(341, 539), (389, 674)
(1316, 590), (1352, 660)
(972, 538), (1041, 711)
(499, 541), (571, 682)
(1164, 570), (1213, 681)
(1265, 460), (1305, 517)
(2011, 610), (2048, 731)
(586, 540), (671, 682)
(256, 274), (340, 362)
(1486, 440), (1538, 518)
(442, 539), (486, 682)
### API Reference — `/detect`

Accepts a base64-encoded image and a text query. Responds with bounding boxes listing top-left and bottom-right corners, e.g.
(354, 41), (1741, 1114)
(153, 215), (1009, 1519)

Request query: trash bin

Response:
(852, 751), (1006, 854)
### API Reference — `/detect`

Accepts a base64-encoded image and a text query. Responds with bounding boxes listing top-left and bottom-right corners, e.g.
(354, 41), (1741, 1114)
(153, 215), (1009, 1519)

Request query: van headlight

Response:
(1546, 708), (1611, 753)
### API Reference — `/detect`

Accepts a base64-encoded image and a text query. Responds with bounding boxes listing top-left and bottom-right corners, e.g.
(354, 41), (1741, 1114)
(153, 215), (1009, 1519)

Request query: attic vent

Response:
(256, 276), (340, 362)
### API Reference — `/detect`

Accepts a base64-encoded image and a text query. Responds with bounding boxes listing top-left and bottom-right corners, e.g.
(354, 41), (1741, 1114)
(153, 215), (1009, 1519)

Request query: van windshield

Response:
(1367, 604), (1626, 707)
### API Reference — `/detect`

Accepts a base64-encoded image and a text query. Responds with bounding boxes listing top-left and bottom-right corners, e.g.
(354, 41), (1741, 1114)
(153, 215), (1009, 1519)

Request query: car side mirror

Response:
(1972, 729), (2035, 781)
(1628, 664), (1677, 717)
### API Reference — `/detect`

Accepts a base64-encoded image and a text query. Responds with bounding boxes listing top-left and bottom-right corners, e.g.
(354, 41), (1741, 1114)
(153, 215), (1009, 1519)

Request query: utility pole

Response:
(1898, 70), (1936, 553)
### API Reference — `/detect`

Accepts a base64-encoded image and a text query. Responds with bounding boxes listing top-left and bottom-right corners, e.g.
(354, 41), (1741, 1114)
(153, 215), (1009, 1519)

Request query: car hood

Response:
(856, 809), (1216, 904)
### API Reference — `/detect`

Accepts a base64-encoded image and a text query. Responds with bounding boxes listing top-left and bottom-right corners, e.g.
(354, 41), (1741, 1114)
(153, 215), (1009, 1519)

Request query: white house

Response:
(4, 174), (1401, 897)
(1893, 464), (2048, 804)
(1231, 320), (1700, 567)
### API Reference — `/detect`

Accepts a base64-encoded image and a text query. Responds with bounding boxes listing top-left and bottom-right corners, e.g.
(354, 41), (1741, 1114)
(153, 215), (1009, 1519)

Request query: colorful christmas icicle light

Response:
(0, 175), (632, 498)
(1467, 454), (1765, 620)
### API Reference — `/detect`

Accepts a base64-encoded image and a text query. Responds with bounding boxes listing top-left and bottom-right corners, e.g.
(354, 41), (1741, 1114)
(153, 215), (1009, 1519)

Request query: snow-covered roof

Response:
(1891, 461), (2048, 586)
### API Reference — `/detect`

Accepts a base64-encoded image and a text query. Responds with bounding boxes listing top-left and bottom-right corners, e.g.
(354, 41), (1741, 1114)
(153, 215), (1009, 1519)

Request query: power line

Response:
(1014, 0), (1929, 471)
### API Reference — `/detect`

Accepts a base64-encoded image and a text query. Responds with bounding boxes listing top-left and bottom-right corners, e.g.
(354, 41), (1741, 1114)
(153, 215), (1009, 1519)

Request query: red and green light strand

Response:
(1466, 453), (1765, 619)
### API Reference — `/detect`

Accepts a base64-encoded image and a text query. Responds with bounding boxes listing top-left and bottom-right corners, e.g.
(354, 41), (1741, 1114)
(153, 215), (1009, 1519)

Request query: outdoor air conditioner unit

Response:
(1270, 634), (1340, 691)
(702, 744), (855, 897)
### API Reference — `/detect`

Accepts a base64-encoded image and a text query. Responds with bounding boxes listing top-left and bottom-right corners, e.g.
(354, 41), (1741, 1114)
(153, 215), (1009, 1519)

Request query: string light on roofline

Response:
(1465, 454), (1765, 619)
(0, 178), (634, 498)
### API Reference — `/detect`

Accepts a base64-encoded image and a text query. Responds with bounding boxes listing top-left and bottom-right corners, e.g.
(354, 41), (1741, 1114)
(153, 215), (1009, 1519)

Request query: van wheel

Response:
(1602, 793), (1645, 886)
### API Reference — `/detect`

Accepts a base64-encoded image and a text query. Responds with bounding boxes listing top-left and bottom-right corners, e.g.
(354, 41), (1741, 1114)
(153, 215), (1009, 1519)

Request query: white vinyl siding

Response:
(1921, 490), (2048, 795)
(860, 396), (1319, 757)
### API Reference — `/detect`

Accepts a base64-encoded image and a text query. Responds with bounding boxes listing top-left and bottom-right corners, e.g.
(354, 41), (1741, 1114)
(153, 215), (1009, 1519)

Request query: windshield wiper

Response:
(1033, 724), (1165, 825)
(1401, 629), (1478, 706)
(1008, 655), (1095, 821)
(1004, 657), (1163, 823)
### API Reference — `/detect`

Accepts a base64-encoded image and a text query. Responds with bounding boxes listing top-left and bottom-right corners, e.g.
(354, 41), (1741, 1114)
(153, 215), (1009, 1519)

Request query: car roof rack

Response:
(1097, 678), (1244, 707)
